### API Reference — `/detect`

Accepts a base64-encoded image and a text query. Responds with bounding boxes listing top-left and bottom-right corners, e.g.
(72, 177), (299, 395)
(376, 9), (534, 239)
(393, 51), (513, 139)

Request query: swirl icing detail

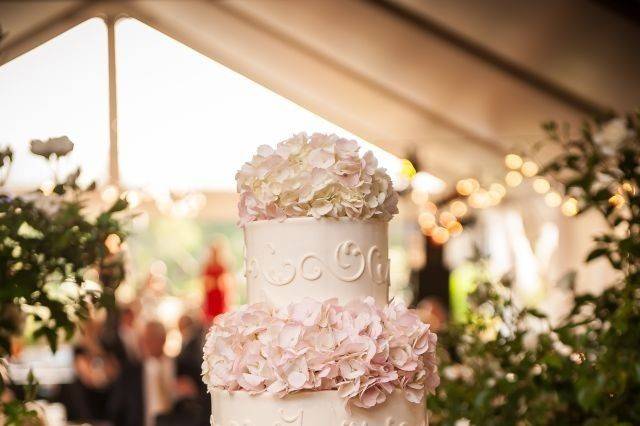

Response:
(263, 243), (296, 286)
(276, 409), (303, 425)
(300, 241), (365, 282)
(367, 246), (390, 285)
(246, 241), (389, 287)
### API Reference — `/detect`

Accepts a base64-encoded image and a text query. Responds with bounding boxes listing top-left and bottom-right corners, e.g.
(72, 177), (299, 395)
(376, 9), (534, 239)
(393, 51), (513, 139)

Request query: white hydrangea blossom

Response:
(236, 133), (398, 225)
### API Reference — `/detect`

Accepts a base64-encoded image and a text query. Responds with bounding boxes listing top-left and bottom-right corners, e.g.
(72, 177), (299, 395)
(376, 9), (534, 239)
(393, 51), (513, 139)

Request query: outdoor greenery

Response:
(0, 137), (128, 424)
(431, 111), (640, 425)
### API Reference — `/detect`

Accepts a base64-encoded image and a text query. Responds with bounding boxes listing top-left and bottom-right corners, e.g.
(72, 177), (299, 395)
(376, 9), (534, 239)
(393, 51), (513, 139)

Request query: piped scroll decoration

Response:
(246, 258), (259, 280)
(248, 242), (388, 287)
(367, 246), (390, 286)
(276, 408), (303, 425)
(300, 241), (365, 282)
(263, 243), (296, 286)
(385, 418), (409, 426)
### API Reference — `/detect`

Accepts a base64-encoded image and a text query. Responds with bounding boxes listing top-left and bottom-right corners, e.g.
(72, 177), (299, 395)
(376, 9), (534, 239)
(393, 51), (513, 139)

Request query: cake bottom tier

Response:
(211, 389), (427, 426)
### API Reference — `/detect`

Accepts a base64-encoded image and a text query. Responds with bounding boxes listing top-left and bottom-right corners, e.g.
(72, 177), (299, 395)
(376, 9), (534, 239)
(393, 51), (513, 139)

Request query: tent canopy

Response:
(2, 0), (639, 182)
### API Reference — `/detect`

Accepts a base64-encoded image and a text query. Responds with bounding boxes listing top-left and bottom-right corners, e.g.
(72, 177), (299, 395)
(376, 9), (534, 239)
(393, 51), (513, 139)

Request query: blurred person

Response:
(202, 241), (232, 323)
(64, 315), (119, 421)
(101, 305), (141, 372)
(176, 314), (205, 392)
(156, 314), (210, 426)
(108, 320), (176, 426)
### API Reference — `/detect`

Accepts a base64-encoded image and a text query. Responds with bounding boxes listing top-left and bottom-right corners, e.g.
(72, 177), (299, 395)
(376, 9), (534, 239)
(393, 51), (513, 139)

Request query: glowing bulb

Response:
(424, 201), (438, 214)
(456, 179), (474, 196)
(490, 183), (506, 197)
(561, 198), (578, 216)
(469, 190), (490, 209)
(521, 160), (539, 177)
(545, 191), (562, 207)
(533, 177), (550, 194)
(439, 211), (456, 227)
(450, 200), (468, 217)
(505, 154), (523, 170)
(448, 221), (463, 235)
(505, 171), (523, 187)
(418, 211), (436, 229)
(431, 227), (450, 244)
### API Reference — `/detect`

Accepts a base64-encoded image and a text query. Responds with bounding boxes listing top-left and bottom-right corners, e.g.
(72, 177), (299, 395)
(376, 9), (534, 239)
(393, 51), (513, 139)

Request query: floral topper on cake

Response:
(201, 297), (439, 409)
(236, 133), (399, 226)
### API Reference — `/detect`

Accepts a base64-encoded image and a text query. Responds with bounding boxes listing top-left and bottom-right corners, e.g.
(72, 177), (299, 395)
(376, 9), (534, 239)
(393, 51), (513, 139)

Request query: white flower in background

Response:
(236, 133), (398, 225)
(454, 418), (471, 426)
(593, 118), (631, 153)
(30, 136), (74, 158)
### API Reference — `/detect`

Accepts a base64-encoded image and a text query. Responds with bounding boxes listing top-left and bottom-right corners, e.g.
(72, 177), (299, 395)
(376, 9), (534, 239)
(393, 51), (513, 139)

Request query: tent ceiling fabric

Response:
(1, 0), (638, 182)
(387, 0), (640, 112)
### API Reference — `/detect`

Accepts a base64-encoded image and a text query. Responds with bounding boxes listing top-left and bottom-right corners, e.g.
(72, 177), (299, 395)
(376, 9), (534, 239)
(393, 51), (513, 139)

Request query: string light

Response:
(431, 227), (450, 244)
(505, 154), (523, 170)
(490, 183), (506, 198)
(561, 197), (578, 216)
(533, 177), (550, 194)
(469, 189), (491, 209)
(448, 221), (463, 235)
(521, 160), (539, 177)
(439, 211), (456, 227)
(450, 200), (468, 217)
(418, 211), (436, 229)
(505, 171), (523, 187)
(424, 201), (438, 214)
(456, 178), (478, 196)
(545, 191), (562, 207)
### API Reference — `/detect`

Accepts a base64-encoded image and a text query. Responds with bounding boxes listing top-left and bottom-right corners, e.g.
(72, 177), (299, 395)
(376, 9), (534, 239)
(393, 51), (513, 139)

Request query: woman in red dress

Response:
(202, 243), (229, 323)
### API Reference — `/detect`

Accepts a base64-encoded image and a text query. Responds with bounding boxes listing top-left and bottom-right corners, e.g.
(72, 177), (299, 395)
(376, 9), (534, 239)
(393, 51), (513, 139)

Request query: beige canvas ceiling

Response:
(1, 0), (639, 182)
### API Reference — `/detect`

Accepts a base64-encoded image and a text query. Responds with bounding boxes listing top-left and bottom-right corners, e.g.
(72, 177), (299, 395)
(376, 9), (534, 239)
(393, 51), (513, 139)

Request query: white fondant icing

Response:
(244, 218), (389, 307)
(211, 389), (427, 426)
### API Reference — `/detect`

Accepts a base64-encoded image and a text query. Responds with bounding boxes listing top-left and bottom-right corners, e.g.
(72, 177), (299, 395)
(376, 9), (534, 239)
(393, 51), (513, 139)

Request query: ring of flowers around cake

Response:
(236, 133), (399, 226)
(201, 297), (439, 409)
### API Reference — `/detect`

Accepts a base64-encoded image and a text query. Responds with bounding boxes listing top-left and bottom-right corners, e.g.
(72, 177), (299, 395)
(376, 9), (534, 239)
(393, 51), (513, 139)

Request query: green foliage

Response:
(0, 139), (129, 422)
(431, 112), (640, 425)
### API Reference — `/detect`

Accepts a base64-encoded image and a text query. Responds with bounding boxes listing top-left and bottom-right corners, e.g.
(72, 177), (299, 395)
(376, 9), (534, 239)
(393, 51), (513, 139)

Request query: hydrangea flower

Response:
(202, 297), (439, 409)
(236, 133), (399, 225)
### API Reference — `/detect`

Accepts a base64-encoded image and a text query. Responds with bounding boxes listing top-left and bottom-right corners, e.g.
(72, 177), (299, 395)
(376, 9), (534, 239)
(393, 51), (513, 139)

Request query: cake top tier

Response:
(236, 133), (398, 226)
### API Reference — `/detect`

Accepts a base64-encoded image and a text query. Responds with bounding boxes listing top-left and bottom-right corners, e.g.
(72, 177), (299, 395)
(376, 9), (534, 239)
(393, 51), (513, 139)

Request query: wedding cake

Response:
(202, 133), (439, 425)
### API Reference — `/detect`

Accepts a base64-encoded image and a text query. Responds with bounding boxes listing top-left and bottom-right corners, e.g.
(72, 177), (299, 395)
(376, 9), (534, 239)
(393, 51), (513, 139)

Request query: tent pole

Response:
(105, 14), (120, 186)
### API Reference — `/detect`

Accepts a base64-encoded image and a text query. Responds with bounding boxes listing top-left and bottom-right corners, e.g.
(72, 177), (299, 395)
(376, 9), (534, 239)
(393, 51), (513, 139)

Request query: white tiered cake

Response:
(202, 133), (438, 426)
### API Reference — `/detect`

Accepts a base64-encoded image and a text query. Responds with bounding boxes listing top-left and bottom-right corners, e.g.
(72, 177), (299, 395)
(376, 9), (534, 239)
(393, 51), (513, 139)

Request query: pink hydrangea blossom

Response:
(202, 297), (439, 409)
(235, 133), (399, 226)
